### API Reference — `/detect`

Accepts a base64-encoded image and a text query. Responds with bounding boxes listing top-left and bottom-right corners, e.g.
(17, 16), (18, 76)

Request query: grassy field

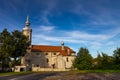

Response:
(0, 70), (120, 76)
(0, 71), (35, 76)
(72, 70), (120, 73)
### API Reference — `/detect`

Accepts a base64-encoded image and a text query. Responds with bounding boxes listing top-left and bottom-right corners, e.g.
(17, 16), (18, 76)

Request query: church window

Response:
(46, 58), (49, 63)
(45, 53), (48, 55)
(27, 32), (29, 34)
(53, 53), (56, 55)
(26, 35), (29, 40)
(36, 53), (41, 57)
(36, 53), (40, 55)
(36, 64), (39, 67)
(66, 57), (69, 62)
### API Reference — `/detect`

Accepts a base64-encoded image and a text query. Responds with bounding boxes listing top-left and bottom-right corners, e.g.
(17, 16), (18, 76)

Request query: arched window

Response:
(66, 57), (69, 62)
(46, 58), (49, 63)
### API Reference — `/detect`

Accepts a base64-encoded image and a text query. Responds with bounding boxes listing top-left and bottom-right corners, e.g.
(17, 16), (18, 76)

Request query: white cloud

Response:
(32, 27), (117, 47)
(32, 26), (55, 35)
(33, 34), (85, 43)
(65, 31), (112, 41)
(40, 25), (55, 31)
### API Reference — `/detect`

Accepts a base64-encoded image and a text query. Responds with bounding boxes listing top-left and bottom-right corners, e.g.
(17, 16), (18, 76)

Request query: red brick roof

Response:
(31, 45), (75, 56)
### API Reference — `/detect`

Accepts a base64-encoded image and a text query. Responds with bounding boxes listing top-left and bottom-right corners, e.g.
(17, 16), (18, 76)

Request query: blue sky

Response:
(0, 0), (120, 57)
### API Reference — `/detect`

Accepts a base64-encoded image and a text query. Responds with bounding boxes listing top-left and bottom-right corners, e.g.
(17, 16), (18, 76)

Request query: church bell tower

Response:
(21, 16), (32, 66)
(22, 16), (32, 44)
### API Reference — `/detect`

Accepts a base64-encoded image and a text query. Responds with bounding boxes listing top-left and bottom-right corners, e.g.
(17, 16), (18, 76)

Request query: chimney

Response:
(61, 41), (64, 50)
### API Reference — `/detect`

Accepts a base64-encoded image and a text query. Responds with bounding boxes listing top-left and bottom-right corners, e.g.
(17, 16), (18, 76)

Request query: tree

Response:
(0, 29), (12, 71)
(100, 53), (112, 69)
(113, 48), (120, 64)
(73, 47), (93, 70)
(0, 29), (30, 71)
(94, 52), (114, 69)
(10, 30), (30, 67)
(93, 53), (102, 69)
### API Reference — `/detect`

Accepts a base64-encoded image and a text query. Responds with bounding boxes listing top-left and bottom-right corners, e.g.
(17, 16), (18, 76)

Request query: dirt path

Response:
(0, 72), (120, 80)
(44, 72), (120, 80)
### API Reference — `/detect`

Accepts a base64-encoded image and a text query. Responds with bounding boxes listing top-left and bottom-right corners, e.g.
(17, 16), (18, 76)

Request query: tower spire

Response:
(23, 16), (32, 44)
(25, 15), (30, 27)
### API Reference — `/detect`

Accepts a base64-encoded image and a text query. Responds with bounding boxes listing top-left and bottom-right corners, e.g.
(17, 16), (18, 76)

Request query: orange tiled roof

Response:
(31, 45), (75, 56)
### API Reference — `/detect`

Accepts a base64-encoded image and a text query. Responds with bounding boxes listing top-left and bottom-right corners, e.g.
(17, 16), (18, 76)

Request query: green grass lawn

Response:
(0, 71), (55, 76)
(0, 71), (35, 76)
(72, 70), (120, 73)
(1, 70), (120, 76)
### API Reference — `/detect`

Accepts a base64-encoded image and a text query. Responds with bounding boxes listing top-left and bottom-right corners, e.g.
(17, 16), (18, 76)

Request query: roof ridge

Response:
(32, 45), (67, 47)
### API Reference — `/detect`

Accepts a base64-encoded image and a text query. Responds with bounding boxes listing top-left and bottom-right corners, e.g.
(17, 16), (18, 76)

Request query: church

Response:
(14, 16), (76, 72)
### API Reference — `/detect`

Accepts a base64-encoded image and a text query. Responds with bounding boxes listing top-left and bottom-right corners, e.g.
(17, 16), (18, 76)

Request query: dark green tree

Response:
(100, 53), (112, 69)
(10, 30), (30, 67)
(73, 47), (93, 70)
(113, 48), (120, 64)
(0, 29), (12, 71)
(94, 52), (114, 69)
(93, 53), (102, 69)
(112, 48), (120, 69)
(0, 29), (30, 71)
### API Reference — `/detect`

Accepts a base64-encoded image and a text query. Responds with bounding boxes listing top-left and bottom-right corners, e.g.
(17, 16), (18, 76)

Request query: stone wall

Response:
(22, 52), (76, 70)
(32, 67), (70, 71)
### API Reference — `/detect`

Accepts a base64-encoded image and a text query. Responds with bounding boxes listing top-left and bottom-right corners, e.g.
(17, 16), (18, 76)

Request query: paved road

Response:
(0, 72), (120, 80)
